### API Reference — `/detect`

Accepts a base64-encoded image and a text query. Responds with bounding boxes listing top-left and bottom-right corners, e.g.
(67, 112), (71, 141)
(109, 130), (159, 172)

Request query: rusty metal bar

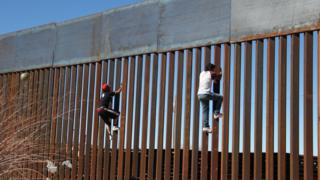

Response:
(201, 46), (210, 180)
(155, 53), (167, 180)
(55, 67), (65, 179)
(242, 42), (252, 180)
(278, 36), (287, 180)
(220, 44), (231, 180)
(231, 43), (241, 180)
(164, 52), (175, 180)
(211, 45), (221, 180)
(304, 32), (313, 180)
(28, 70), (38, 179)
(139, 54), (151, 180)
(60, 66), (70, 179)
(49, 69), (59, 179)
(132, 56), (143, 178)
(266, 38), (275, 180)
(34, 69), (44, 179)
(147, 54), (159, 180)
(102, 60), (115, 180)
(318, 31), (320, 180)
(191, 48), (201, 180)
(96, 61), (108, 180)
(84, 63), (96, 180)
(290, 34), (299, 180)
(65, 66), (77, 179)
(89, 62), (101, 180)
(182, 49), (192, 180)
(44, 68), (54, 177)
(77, 64), (89, 180)
(117, 57), (129, 180)
(109, 59), (122, 179)
(254, 40), (263, 180)
(71, 65), (83, 179)
(173, 51), (183, 180)
(38, 69), (49, 178)
(124, 57), (136, 180)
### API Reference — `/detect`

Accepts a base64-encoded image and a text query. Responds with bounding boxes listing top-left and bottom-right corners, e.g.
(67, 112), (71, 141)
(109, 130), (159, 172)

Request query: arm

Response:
(114, 85), (122, 94)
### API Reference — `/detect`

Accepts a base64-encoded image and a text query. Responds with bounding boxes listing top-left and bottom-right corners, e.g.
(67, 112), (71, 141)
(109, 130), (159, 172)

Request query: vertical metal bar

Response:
(290, 34), (299, 180)
(89, 62), (101, 180)
(49, 69), (59, 178)
(164, 52), (175, 179)
(55, 67), (65, 179)
(139, 54), (151, 180)
(124, 57), (136, 180)
(191, 48), (201, 180)
(103, 60), (114, 180)
(242, 42), (253, 180)
(38, 69), (48, 178)
(304, 32), (313, 180)
(77, 64), (89, 180)
(110, 59), (122, 180)
(96, 61), (108, 180)
(155, 53), (167, 180)
(278, 36), (287, 180)
(28, 73), (34, 179)
(147, 54), (159, 180)
(221, 44), (231, 180)
(65, 66), (77, 179)
(84, 63), (96, 180)
(60, 66), (71, 179)
(110, 59), (121, 179)
(266, 38), (275, 180)
(201, 46), (210, 180)
(211, 45), (221, 180)
(117, 57), (129, 180)
(44, 68), (54, 177)
(71, 65), (83, 179)
(254, 40), (263, 180)
(132, 56), (143, 178)
(173, 51), (183, 180)
(318, 30), (320, 180)
(34, 70), (44, 179)
(182, 49), (192, 180)
(231, 43), (241, 180)
(33, 70), (42, 178)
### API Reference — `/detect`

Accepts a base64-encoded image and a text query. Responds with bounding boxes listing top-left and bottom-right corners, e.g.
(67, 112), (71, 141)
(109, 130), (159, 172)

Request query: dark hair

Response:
(205, 63), (215, 71)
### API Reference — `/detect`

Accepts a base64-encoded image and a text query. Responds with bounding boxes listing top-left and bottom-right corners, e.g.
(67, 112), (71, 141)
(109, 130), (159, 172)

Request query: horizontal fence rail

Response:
(0, 30), (319, 180)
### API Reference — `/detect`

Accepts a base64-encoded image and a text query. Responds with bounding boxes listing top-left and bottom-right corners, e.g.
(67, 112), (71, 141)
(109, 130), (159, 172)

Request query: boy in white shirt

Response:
(198, 63), (223, 133)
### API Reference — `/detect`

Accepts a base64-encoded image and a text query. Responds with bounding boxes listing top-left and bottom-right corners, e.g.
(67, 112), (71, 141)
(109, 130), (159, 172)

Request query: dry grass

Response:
(0, 76), (75, 179)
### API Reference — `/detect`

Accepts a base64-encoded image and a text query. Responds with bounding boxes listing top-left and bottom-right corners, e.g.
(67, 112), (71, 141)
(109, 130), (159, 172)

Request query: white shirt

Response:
(198, 71), (212, 95)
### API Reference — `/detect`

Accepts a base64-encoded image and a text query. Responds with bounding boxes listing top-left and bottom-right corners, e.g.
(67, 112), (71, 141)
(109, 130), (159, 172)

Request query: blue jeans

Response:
(198, 93), (223, 128)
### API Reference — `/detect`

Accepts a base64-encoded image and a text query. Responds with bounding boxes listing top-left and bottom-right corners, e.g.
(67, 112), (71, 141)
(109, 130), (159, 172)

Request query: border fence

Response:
(0, 30), (319, 179)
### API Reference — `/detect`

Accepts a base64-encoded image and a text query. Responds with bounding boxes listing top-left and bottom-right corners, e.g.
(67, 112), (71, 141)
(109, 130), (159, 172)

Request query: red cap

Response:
(102, 83), (110, 92)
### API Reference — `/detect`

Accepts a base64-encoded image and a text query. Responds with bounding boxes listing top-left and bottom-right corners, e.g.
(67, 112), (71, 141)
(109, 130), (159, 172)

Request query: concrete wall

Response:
(0, 0), (319, 73)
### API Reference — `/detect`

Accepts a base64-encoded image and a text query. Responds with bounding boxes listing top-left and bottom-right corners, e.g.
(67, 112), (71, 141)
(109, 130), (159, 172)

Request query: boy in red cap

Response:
(97, 83), (122, 135)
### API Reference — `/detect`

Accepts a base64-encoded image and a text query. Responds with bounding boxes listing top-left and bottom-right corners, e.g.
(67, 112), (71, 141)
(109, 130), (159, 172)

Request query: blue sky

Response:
(0, 0), (140, 35)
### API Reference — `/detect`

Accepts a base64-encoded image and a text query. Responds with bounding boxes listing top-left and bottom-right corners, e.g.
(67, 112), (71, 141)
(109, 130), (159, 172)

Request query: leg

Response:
(198, 95), (210, 128)
(212, 93), (223, 115)
(98, 109), (111, 126)
(104, 108), (120, 131)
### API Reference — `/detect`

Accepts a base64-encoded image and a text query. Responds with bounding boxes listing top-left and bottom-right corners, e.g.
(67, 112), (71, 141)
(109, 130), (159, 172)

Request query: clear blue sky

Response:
(0, 0), (141, 35)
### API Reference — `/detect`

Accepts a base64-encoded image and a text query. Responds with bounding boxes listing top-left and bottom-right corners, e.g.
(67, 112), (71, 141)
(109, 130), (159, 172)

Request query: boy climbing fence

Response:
(198, 63), (223, 133)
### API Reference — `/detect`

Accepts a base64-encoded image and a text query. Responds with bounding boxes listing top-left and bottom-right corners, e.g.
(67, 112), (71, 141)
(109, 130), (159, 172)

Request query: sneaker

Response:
(213, 113), (223, 119)
(112, 126), (119, 132)
(202, 127), (212, 133)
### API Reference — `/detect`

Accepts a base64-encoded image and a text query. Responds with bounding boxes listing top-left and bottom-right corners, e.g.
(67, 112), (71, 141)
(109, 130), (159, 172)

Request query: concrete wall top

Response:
(0, 0), (319, 73)
(231, 0), (320, 41)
